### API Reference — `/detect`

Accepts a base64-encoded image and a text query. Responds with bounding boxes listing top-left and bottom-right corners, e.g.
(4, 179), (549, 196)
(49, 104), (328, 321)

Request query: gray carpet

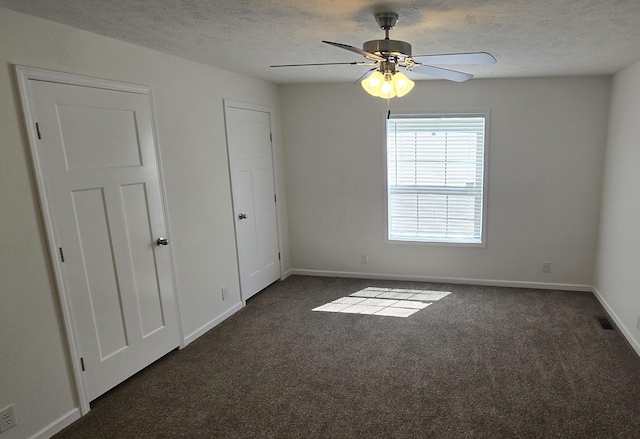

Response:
(54, 275), (640, 438)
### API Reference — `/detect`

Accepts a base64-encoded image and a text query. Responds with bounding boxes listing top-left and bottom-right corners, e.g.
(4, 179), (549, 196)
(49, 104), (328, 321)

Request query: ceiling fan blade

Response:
(411, 52), (497, 65)
(353, 68), (377, 84)
(271, 61), (371, 67)
(323, 41), (386, 62)
(409, 64), (473, 82)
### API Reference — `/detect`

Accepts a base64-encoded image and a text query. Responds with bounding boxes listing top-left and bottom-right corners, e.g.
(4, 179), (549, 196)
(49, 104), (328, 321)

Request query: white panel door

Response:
(26, 79), (179, 402)
(225, 103), (280, 300)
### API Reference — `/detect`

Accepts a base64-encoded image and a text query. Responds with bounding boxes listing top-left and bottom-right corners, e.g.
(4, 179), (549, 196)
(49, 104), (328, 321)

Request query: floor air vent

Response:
(596, 316), (615, 330)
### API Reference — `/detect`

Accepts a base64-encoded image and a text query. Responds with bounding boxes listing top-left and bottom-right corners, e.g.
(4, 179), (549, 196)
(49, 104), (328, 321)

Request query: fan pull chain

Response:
(387, 99), (391, 119)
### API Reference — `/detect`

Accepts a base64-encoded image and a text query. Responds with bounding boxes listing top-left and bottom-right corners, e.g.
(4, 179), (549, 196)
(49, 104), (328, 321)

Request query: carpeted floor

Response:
(53, 275), (640, 438)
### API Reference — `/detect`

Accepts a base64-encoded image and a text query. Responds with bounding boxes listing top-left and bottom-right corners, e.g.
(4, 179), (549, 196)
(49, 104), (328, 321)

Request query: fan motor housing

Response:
(363, 39), (412, 58)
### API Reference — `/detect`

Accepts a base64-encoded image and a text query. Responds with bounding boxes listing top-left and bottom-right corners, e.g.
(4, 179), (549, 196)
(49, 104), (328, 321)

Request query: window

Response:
(386, 113), (487, 244)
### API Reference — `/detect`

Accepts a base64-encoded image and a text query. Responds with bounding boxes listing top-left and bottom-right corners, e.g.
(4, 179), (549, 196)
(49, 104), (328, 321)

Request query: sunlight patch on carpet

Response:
(312, 287), (451, 318)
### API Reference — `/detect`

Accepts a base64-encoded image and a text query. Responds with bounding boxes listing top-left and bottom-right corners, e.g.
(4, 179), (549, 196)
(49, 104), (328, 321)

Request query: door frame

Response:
(223, 99), (283, 303)
(15, 65), (184, 414)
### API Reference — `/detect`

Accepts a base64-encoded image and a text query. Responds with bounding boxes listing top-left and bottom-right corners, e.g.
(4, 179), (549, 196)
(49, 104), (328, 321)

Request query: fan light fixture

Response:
(361, 70), (414, 99)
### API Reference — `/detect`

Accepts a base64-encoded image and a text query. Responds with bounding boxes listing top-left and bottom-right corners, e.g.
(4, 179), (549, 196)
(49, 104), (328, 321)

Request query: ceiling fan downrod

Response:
(375, 12), (398, 35)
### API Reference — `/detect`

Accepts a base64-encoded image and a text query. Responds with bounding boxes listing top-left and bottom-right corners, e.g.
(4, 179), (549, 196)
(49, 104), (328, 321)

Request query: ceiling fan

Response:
(271, 12), (496, 99)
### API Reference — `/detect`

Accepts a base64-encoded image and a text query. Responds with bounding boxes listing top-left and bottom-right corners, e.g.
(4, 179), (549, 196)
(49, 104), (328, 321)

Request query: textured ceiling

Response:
(2, 0), (640, 84)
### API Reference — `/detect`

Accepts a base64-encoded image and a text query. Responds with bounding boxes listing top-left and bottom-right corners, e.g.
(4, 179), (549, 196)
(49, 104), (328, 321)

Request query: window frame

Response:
(384, 109), (490, 247)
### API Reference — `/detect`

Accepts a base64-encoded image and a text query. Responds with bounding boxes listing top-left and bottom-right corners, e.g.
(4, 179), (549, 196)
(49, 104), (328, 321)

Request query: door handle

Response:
(156, 237), (169, 246)
(238, 213), (248, 220)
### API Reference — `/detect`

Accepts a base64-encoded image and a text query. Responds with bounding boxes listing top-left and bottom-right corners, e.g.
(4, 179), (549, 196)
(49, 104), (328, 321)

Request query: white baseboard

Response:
(183, 301), (244, 346)
(28, 407), (80, 439)
(592, 286), (640, 357)
(281, 268), (294, 280)
(288, 269), (593, 292)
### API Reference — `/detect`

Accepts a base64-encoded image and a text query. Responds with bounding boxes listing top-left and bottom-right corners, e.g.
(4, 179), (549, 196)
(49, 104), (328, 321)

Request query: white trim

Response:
(15, 65), (152, 93)
(14, 65), (182, 413)
(592, 286), (640, 357)
(27, 408), (81, 439)
(16, 65), (90, 414)
(289, 269), (593, 292)
(183, 302), (244, 346)
(281, 268), (294, 280)
(224, 99), (272, 114)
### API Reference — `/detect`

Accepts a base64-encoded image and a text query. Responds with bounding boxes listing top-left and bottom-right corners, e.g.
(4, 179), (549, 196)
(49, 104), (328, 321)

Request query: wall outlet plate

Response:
(636, 314), (640, 331)
(0, 405), (16, 433)
(542, 261), (551, 273)
(221, 286), (228, 301)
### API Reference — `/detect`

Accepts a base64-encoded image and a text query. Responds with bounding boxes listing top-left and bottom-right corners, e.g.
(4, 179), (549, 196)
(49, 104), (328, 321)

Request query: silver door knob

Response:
(156, 237), (169, 246)
(238, 213), (248, 220)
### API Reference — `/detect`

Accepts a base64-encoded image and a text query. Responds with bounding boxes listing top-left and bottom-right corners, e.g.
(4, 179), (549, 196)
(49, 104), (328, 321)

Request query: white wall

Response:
(594, 60), (640, 355)
(0, 7), (289, 438)
(281, 77), (610, 288)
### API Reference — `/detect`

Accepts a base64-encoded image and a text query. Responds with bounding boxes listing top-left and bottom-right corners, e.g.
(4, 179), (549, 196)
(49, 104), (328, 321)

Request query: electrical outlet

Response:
(542, 261), (551, 273)
(361, 254), (368, 264)
(221, 286), (228, 301)
(0, 405), (16, 433)
(636, 314), (640, 331)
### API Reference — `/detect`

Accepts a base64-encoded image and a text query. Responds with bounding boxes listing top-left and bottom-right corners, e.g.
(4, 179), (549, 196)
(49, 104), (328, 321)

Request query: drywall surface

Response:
(280, 76), (610, 287)
(0, 7), (288, 438)
(594, 60), (640, 353)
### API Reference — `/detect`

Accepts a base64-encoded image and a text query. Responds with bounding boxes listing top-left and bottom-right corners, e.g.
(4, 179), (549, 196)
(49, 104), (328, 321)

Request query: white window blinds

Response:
(387, 114), (487, 244)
